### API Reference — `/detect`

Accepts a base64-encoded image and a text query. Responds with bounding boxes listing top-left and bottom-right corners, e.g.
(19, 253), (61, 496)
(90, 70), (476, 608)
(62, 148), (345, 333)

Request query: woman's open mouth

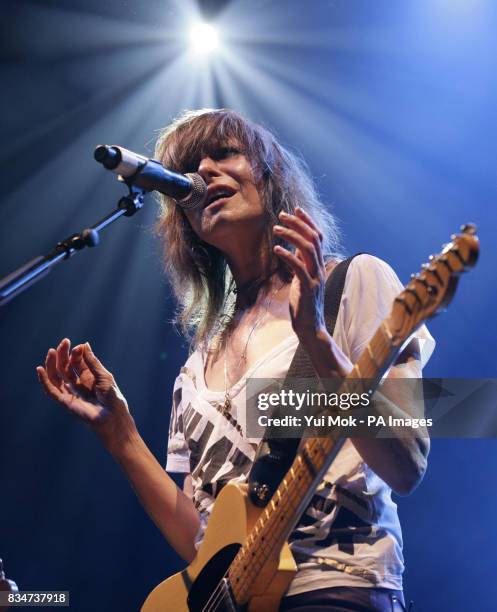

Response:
(204, 185), (236, 210)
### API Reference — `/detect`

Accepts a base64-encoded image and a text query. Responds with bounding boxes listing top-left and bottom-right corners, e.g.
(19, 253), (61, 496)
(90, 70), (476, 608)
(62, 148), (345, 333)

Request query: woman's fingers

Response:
(56, 338), (73, 384)
(69, 344), (88, 378)
(82, 343), (112, 383)
(274, 210), (325, 274)
(37, 366), (67, 404)
(278, 208), (324, 253)
(37, 365), (95, 422)
(41, 340), (92, 398)
(274, 245), (311, 285)
(45, 348), (63, 388)
(274, 224), (320, 276)
(295, 207), (324, 243)
(282, 210), (324, 263)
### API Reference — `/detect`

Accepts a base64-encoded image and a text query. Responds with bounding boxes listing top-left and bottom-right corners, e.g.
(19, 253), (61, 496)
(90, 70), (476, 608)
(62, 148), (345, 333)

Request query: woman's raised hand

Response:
(36, 339), (133, 449)
(273, 207), (327, 342)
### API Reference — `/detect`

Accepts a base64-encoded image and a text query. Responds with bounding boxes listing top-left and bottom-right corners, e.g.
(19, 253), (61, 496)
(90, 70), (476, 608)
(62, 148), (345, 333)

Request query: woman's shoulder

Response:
(174, 344), (205, 386)
(325, 253), (400, 284)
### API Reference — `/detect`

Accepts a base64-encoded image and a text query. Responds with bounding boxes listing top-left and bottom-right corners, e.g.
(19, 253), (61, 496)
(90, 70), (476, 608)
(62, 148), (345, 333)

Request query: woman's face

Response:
(181, 142), (267, 250)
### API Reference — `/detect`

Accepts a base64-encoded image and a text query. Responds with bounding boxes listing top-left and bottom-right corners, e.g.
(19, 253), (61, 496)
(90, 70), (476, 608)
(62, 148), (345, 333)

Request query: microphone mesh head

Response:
(177, 173), (207, 210)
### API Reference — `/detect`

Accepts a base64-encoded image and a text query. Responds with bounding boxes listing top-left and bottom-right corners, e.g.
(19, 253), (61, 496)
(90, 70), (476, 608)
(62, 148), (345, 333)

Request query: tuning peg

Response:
(431, 267), (443, 283)
(410, 273), (418, 279)
(452, 247), (465, 265)
(416, 277), (439, 295)
(395, 295), (412, 314)
(461, 223), (477, 234)
(421, 263), (430, 270)
(439, 256), (453, 272)
(405, 287), (422, 305)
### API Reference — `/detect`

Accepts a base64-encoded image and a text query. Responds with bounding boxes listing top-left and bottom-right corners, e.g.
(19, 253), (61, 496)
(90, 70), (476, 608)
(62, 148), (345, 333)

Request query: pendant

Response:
(220, 393), (232, 417)
(214, 394), (243, 435)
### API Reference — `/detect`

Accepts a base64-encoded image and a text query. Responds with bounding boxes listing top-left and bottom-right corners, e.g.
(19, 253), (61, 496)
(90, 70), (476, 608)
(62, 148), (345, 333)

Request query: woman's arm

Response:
(273, 208), (429, 496)
(301, 331), (429, 495)
(37, 339), (200, 562)
(108, 426), (200, 561)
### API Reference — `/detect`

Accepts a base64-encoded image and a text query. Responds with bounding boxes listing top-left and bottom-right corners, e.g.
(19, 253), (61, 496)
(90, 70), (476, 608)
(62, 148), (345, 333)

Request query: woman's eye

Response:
(215, 147), (240, 159)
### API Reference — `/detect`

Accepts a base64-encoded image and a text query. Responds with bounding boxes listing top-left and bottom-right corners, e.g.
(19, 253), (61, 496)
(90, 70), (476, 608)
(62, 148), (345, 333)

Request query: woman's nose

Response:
(197, 156), (221, 182)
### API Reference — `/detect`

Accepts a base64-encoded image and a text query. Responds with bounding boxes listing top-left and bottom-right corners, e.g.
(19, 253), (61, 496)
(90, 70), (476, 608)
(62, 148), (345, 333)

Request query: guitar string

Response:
(201, 471), (303, 607)
(202, 329), (393, 611)
(231, 437), (349, 602)
(204, 434), (350, 610)
(202, 451), (318, 612)
(202, 472), (303, 611)
(231, 443), (326, 599)
(201, 423), (313, 608)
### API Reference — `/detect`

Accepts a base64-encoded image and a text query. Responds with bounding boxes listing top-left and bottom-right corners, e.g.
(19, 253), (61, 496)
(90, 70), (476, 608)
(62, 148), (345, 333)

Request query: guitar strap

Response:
(247, 253), (363, 507)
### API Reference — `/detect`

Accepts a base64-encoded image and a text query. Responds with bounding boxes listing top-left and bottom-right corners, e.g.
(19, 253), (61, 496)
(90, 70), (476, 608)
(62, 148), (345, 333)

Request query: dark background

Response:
(1, 1), (496, 610)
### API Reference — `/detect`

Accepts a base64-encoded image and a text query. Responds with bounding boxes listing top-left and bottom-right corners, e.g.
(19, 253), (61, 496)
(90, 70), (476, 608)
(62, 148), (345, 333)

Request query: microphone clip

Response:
(117, 182), (146, 217)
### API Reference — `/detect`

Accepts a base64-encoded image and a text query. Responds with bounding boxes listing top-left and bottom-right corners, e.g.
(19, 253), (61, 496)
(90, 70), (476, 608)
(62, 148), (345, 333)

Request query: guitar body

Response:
(141, 483), (297, 612)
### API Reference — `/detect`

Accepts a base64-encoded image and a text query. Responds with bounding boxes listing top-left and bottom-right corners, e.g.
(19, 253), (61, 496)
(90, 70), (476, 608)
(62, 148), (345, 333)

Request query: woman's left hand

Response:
(273, 207), (327, 342)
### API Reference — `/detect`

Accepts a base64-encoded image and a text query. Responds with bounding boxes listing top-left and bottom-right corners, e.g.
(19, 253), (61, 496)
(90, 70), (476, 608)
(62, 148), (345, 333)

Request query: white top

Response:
(166, 254), (435, 595)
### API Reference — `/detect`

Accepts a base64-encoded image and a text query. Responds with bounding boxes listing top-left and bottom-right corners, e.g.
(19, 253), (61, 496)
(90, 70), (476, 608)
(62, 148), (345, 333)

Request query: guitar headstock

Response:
(387, 223), (479, 345)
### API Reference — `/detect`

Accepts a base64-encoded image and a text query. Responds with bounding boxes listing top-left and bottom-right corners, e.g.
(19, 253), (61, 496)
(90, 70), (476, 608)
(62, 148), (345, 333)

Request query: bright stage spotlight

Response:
(189, 22), (220, 55)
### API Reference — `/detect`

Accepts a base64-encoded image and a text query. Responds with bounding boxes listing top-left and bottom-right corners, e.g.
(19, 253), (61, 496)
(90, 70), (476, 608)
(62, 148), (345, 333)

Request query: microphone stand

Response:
(0, 184), (146, 307)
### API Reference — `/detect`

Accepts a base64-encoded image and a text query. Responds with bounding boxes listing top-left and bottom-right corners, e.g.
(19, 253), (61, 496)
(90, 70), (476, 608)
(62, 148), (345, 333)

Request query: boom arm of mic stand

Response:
(0, 185), (146, 307)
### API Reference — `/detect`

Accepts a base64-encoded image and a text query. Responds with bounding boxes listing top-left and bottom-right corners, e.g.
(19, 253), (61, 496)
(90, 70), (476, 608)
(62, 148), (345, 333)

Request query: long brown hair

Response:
(154, 108), (344, 349)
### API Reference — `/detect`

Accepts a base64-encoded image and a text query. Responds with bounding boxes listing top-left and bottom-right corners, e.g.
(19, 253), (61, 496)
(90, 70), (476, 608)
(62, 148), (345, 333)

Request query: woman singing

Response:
(37, 108), (434, 611)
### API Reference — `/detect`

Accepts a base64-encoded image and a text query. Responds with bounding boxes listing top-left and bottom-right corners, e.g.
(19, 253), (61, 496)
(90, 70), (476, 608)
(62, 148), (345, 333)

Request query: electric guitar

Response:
(142, 224), (479, 612)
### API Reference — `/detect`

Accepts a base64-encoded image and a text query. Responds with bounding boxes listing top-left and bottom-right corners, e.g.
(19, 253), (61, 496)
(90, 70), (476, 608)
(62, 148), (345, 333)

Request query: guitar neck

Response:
(228, 320), (400, 602)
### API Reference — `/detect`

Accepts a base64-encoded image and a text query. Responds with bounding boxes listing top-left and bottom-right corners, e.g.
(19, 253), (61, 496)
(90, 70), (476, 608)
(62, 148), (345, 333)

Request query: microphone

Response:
(94, 145), (207, 210)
